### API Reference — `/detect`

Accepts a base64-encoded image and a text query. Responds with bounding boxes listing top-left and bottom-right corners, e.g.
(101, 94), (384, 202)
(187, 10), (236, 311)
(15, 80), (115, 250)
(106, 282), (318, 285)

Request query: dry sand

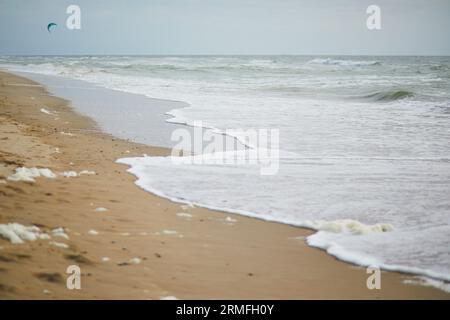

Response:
(0, 70), (448, 299)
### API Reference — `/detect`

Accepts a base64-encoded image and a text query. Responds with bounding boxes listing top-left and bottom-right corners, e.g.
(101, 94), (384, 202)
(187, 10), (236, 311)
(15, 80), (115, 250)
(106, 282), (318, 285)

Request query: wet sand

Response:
(0, 70), (448, 299)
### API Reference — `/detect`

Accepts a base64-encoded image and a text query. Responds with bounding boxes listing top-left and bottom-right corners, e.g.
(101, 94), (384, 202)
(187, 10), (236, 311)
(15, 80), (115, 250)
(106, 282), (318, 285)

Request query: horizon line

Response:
(1, 53), (450, 57)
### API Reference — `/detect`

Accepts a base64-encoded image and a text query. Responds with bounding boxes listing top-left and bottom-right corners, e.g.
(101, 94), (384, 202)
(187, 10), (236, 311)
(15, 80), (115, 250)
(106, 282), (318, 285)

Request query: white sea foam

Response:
(307, 58), (380, 67)
(302, 219), (392, 235)
(7, 168), (95, 181)
(79, 170), (96, 175)
(403, 277), (450, 293)
(176, 212), (192, 218)
(61, 171), (78, 177)
(94, 207), (108, 212)
(51, 227), (69, 239)
(40, 108), (54, 115)
(0, 223), (49, 244)
(7, 167), (57, 182)
(49, 241), (69, 249)
(225, 216), (237, 223)
(162, 230), (178, 235)
(60, 170), (96, 177)
(128, 257), (141, 264)
(60, 131), (75, 136)
(307, 231), (450, 283)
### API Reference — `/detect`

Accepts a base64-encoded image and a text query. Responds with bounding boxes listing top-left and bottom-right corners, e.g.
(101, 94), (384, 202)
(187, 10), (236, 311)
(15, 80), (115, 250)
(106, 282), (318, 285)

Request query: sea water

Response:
(2, 55), (449, 289)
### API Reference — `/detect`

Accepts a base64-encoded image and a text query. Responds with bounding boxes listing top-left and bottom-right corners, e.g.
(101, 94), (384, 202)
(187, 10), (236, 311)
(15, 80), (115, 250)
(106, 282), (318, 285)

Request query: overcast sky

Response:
(1, 0), (449, 55)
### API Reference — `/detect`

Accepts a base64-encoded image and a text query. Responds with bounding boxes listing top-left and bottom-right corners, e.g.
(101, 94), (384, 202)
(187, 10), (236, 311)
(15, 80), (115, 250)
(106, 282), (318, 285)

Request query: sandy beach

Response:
(0, 70), (448, 299)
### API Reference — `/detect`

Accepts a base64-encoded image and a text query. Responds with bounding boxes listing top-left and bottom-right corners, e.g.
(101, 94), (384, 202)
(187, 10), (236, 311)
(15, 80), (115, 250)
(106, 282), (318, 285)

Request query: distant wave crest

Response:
(308, 58), (381, 67)
(358, 90), (415, 102)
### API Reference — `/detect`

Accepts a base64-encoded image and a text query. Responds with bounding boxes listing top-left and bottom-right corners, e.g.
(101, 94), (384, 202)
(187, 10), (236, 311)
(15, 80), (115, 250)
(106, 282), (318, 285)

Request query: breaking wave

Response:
(308, 58), (381, 67)
(356, 90), (415, 102)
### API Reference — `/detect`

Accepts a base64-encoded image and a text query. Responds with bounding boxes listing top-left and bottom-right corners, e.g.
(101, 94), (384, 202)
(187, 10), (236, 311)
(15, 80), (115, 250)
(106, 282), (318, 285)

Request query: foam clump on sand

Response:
(303, 219), (393, 235)
(0, 223), (50, 244)
(181, 204), (195, 210)
(60, 170), (96, 178)
(60, 131), (75, 137)
(7, 167), (57, 182)
(40, 108), (54, 115)
(88, 229), (99, 235)
(79, 170), (96, 175)
(61, 171), (78, 177)
(162, 230), (178, 235)
(49, 241), (69, 249)
(51, 227), (69, 240)
(7, 167), (96, 182)
(176, 212), (192, 219)
(94, 207), (108, 212)
(128, 257), (141, 264)
(159, 230), (184, 238)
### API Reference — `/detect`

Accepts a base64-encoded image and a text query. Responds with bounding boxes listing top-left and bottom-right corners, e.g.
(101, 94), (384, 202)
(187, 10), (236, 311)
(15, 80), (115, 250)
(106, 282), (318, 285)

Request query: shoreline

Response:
(0, 70), (448, 299)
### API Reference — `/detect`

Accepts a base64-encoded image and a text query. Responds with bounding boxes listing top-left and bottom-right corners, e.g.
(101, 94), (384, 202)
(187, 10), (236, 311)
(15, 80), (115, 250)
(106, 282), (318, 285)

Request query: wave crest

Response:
(307, 58), (381, 67)
(358, 90), (414, 102)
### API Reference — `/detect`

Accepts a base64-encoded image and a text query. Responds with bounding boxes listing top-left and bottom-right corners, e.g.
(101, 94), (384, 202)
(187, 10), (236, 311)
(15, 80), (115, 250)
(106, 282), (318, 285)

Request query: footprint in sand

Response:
(64, 254), (93, 265)
(34, 272), (64, 284)
(0, 283), (16, 293)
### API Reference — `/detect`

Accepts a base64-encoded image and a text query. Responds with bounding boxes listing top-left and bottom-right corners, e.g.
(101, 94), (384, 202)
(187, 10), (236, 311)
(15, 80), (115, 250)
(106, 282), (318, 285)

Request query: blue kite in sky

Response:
(47, 22), (57, 33)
